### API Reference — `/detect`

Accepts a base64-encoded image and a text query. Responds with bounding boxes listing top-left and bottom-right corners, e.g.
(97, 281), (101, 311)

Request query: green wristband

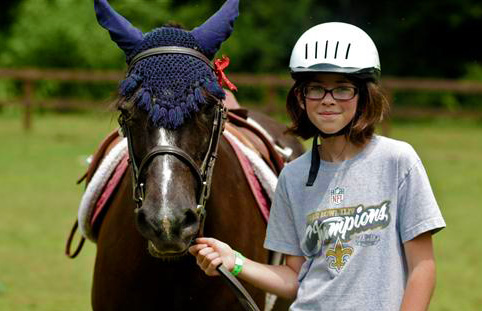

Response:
(230, 251), (245, 277)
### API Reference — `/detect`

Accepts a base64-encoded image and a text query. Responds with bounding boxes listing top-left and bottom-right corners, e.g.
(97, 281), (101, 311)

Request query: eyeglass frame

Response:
(302, 85), (358, 101)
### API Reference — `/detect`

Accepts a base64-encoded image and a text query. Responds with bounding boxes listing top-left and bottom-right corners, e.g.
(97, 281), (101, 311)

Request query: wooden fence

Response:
(1, 68), (482, 131)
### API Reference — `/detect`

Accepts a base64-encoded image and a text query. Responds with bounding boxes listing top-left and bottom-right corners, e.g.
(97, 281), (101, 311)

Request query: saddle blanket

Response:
(78, 129), (278, 242)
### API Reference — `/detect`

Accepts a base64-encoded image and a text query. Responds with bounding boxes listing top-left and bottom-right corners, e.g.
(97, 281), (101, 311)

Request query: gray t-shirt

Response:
(264, 135), (445, 311)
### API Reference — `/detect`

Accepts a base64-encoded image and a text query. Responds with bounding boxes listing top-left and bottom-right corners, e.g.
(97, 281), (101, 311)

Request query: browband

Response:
(127, 46), (214, 74)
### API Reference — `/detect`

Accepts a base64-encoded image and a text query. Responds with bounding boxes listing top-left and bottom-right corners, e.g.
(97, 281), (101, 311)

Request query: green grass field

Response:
(0, 109), (481, 310)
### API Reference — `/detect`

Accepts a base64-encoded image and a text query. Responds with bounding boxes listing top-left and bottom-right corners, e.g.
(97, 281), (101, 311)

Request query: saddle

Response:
(223, 89), (284, 175)
(77, 129), (123, 186)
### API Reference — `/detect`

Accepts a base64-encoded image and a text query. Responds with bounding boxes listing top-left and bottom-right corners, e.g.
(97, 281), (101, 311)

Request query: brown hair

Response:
(286, 74), (390, 145)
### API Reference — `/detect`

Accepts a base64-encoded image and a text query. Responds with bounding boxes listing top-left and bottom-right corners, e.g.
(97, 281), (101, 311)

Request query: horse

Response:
(90, 104), (303, 311)
(76, 1), (304, 310)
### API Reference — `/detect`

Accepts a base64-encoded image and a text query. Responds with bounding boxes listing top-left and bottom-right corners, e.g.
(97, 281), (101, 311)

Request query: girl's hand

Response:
(188, 237), (235, 276)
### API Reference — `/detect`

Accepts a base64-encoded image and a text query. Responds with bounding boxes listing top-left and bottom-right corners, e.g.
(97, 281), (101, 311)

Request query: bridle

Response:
(119, 106), (261, 311)
(118, 99), (227, 236)
(118, 46), (228, 237)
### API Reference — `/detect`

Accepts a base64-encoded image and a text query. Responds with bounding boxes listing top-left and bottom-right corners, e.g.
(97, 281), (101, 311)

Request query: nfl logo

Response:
(330, 187), (345, 205)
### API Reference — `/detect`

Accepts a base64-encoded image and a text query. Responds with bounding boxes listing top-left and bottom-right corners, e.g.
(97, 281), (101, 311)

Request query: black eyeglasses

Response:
(303, 85), (358, 101)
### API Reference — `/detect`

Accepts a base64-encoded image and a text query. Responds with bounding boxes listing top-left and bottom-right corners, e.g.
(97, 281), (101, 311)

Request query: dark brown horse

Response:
(82, 0), (304, 310)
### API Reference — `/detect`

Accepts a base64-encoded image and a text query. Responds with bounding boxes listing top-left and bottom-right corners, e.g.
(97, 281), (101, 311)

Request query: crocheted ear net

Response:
(119, 27), (226, 129)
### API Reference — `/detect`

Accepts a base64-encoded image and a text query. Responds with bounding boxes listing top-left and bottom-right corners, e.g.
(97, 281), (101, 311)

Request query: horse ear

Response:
(94, 0), (144, 56)
(191, 0), (239, 60)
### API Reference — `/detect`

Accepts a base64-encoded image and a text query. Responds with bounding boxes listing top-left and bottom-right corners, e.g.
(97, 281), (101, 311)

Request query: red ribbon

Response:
(214, 56), (238, 92)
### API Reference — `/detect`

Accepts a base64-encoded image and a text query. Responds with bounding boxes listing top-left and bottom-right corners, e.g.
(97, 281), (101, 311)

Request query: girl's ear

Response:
(295, 88), (305, 110)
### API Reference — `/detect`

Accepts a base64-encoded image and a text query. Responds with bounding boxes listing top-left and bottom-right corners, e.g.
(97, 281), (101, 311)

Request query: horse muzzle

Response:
(135, 206), (200, 259)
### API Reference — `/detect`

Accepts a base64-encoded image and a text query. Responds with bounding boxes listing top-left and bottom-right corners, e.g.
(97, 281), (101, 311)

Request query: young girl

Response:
(189, 22), (445, 310)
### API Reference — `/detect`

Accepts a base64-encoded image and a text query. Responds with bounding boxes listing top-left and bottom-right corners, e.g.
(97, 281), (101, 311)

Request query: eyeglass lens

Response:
(304, 86), (357, 100)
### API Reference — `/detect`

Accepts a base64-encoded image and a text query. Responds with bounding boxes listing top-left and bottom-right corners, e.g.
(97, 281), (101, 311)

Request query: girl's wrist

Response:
(230, 251), (246, 277)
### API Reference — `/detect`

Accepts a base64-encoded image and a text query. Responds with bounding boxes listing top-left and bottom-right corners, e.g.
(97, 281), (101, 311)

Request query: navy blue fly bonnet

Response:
(94, 0), (239, 129)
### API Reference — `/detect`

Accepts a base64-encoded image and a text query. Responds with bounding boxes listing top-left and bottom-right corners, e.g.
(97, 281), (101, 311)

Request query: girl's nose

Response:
(321, 93), (336, 105)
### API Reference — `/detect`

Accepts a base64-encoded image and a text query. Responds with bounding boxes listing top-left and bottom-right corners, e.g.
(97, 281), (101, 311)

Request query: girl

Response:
(189, 22), (445, 311)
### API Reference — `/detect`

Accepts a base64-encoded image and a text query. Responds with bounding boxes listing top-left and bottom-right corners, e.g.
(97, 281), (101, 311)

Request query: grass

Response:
(389, 119), (482, 310)
(0, 109), (481, 311)
(0, 109), (117, 311)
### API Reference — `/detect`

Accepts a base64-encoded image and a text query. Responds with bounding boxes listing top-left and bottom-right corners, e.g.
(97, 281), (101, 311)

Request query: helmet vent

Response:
(315, 41), (318, 59)
(334, 41), (339, 59)
(324, 40), (328, 59)
(305, 43), (308, 59)
(345, 43), (351, 59)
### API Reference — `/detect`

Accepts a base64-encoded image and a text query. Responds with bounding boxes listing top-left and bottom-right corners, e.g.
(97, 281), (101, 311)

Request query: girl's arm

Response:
(400, 232), (437, 311)
(189, 237), (305, 299)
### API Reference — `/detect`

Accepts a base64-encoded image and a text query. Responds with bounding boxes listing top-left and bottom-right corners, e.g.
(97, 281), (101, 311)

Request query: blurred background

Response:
(0, 0), (481, 310)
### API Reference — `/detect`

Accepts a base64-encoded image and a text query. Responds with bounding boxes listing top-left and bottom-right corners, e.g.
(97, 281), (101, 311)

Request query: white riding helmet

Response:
(289, 22), (381, 80)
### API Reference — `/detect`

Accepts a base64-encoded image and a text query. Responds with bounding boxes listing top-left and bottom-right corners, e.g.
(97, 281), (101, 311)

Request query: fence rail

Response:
(1, 68), (482, 131)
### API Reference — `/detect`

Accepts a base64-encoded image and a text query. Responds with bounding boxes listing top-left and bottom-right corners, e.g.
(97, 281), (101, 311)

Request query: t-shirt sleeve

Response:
(397, 148), (446, 243)
(264, 172), (304, 256)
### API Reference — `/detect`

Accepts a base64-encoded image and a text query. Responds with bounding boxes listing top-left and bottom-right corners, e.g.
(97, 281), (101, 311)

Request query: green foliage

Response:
(2, 0), (116, 69)
(0, 0), (317, 72)
(218, 0), (317, 73)
(0, 0), (21, 37)
(464, 62), (482, 81)
(0, 0), (178, 69)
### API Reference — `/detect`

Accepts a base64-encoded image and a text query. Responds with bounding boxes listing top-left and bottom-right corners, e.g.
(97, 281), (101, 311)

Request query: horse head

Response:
(94, 0), (239, 259)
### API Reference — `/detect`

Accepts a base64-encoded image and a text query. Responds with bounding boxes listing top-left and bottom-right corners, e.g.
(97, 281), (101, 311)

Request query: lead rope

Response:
(216, 265), (261, 311)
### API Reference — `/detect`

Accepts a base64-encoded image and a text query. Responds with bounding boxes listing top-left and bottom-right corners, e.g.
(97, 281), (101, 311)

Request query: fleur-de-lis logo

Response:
(326, 238), (353, 272)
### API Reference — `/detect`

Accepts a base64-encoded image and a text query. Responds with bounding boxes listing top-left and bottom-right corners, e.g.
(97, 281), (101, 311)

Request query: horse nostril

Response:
(135, 208), (160, 235)
(182, 209), (198, 228)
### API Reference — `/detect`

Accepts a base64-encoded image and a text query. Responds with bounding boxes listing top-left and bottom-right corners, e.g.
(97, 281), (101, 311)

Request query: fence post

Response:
(264, 85), (277, 114)
(381, 88), (393, 137)
(23, 79), (33, 131)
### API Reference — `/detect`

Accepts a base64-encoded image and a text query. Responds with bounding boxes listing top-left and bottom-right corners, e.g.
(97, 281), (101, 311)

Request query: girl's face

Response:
(298, 73), (358, 135)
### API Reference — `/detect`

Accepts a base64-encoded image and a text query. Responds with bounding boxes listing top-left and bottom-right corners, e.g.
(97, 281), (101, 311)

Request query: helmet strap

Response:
(305, 120), (354, 187)
(306, 133), (320, 186)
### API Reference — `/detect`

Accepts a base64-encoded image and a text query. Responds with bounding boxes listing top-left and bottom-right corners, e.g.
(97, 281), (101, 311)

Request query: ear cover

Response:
(95, 0), (240, 129)
(191, 0), (239, 59)
(94, 0), (144, 56)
